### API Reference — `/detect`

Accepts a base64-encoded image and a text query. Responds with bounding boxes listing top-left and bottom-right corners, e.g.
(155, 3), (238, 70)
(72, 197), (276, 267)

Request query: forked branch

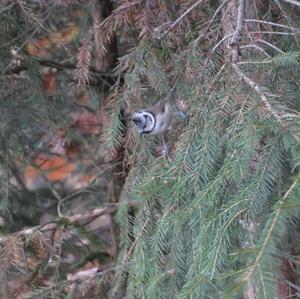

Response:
(228, 0), (300, 143)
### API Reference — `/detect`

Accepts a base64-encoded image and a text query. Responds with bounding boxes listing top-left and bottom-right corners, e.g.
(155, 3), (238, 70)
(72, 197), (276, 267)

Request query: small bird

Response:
(131, 101), (171, 135)
(131, 101), (171, 156)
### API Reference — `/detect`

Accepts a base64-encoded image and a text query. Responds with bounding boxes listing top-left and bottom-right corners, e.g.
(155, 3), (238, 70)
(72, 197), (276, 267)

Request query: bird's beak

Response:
(131, 117), (141, 124)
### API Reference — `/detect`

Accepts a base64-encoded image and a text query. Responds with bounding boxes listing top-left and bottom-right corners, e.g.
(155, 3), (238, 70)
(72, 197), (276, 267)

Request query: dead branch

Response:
(67, 265), (118, 282)
(0, 202), (136, 243)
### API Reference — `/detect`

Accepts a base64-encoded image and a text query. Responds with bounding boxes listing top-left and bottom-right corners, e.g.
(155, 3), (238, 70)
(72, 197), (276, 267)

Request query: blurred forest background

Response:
(0, 0), (300, 298)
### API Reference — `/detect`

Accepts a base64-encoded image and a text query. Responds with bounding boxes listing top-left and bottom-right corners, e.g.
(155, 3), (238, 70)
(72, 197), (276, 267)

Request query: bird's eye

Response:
(132, 117), (141, 125)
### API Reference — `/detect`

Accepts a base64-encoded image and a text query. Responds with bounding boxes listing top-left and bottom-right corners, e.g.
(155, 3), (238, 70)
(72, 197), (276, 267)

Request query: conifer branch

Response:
(74, 29), (93, 86)
(244, 180), (298, 282)
(227, 0), (300, 143)
(122, 216), (150, 263)
(155, 0), (208, 40)
(17, 0), (46, 30)
(231, 65), (300, 143)
(1, 1), (299, 297)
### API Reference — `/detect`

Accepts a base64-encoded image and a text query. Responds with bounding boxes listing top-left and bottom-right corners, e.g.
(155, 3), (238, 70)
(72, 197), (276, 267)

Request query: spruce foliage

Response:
(0, 0), (300, 298)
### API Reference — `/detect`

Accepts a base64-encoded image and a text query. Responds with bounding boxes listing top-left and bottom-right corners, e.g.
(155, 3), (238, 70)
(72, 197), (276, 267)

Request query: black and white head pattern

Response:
(132, 111), (156, 134)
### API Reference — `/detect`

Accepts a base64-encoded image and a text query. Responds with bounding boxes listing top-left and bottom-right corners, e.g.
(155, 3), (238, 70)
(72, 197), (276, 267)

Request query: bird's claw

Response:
(162, 143), (169, 158)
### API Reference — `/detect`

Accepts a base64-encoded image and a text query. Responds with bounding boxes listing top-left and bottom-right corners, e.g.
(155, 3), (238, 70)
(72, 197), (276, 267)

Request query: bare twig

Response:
(155, 0), (208, 40)
(245, 19), (299, 31)
(0, 203), (136, 243)
(254, 38), (285, 53)
(211, 31), (292, 55)
(249, 30), (300, 36)
(240, 44), (271, 58)
(67, 265), (119, 282)
(237, 61), (266, 65)
(211, 33), (234, 53)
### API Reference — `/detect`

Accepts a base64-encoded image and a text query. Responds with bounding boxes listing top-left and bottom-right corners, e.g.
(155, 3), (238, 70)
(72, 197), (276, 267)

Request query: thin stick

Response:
(245, 19), (298, 31)
(211, 33), (234, 53)
(240, 44), (270, 58)
(0, 203), (135, 242)
(67, 265), (119, 282)
(249, 30), (300, 36)
(254, 38), (285, 54)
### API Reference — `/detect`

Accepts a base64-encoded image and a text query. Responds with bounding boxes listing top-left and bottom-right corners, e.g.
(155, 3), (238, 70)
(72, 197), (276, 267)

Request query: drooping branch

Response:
(243, 180), (298, 282)
(220, 0), (300, 296)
